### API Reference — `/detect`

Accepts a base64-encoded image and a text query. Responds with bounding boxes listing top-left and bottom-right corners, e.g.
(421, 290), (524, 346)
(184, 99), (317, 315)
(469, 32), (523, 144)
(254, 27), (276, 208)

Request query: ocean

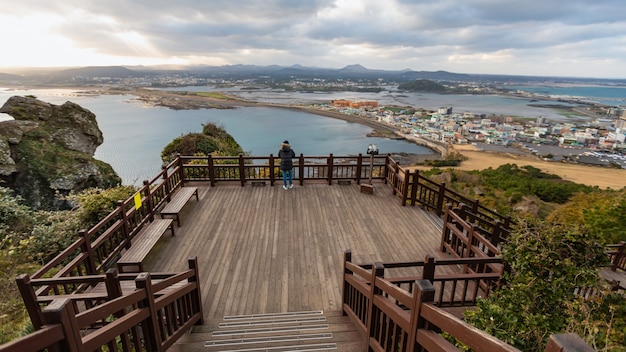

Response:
(501, 85), (626, 107)
(0, 89), (433, 184)
(1, 84), (623, 185)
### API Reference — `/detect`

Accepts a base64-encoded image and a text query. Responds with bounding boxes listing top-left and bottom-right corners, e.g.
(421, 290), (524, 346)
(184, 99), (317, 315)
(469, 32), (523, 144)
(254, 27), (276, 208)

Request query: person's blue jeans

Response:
(282, 169), (293, 186)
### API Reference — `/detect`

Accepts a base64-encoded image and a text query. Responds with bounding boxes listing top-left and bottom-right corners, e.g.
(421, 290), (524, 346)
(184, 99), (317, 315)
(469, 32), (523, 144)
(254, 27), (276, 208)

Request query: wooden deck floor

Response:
(145, 181), (446, 319)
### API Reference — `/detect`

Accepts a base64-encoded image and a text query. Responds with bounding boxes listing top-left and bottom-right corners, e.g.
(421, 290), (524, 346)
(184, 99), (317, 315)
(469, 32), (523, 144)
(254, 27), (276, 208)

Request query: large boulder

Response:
(0, 96), (121, 209)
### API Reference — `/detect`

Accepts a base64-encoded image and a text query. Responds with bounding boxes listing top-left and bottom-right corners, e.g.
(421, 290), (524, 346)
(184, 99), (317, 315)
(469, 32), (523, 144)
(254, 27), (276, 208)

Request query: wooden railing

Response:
(30, 157), (184, 282)
(606, 241), (626, 272)
(2, 258), (203, 352)
(180, 153), (389, 186)
(342, 251), (503, 314)
(341, 249), (517, 351)
(382, 157), (512, 225)
(440, 204), (509, 259)
(341, 250), (592, 352)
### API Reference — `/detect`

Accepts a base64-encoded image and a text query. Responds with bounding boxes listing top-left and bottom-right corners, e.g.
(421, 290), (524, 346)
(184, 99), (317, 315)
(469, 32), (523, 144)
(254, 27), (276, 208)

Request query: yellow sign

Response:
(134, 193), (142, 210)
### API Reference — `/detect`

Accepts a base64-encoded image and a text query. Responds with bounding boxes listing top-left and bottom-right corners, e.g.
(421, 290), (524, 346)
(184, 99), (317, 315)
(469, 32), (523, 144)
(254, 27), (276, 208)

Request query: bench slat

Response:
(117, 219), (173, 273)
(160, 186), (198, 227)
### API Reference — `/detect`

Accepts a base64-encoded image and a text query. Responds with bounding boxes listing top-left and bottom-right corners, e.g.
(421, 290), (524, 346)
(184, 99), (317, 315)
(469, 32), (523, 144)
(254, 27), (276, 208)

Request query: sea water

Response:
(0, 89), (433, 184)
(1, 85), (623, 185)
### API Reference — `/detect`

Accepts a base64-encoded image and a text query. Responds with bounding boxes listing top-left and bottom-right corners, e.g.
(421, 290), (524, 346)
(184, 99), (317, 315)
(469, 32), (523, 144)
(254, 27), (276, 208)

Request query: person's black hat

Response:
(283, 140), (289, 144)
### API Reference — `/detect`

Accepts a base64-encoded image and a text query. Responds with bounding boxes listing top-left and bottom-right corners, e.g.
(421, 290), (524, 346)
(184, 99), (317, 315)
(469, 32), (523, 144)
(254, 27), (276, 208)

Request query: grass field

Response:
(409, 144), (626, 190)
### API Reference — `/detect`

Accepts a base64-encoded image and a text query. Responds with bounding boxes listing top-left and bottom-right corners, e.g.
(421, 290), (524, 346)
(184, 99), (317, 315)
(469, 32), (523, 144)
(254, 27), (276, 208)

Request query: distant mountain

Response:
(0, 72), (25, 83)
(339, 64), (370, 73)
(4, 64), (626, 86)
(54, 66), (152, 78)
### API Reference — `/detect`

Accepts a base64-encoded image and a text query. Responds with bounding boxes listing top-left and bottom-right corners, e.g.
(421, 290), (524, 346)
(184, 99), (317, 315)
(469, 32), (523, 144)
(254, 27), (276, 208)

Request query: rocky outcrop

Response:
(0, 96), (121, 209)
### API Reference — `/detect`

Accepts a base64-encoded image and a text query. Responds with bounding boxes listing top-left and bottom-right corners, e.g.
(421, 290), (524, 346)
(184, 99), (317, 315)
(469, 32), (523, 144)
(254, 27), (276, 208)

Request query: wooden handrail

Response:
(341, 263), (592, 351)
(3, 257), (204, 352)
(607, 241), (626, 272)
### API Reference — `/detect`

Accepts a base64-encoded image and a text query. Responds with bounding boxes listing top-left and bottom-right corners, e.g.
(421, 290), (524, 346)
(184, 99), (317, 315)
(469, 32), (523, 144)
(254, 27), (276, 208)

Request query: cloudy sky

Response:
(1, 0), (626, 78)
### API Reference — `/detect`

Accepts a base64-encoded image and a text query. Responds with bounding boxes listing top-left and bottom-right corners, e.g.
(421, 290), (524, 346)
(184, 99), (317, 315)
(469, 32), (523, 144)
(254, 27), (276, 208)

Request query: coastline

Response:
(120, 88), (626, 189)
(11, 86), (621, 189)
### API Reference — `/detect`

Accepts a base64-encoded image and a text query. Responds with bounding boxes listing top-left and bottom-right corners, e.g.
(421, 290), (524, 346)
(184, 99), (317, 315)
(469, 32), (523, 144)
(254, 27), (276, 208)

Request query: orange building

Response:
(332, 99), (379, 109)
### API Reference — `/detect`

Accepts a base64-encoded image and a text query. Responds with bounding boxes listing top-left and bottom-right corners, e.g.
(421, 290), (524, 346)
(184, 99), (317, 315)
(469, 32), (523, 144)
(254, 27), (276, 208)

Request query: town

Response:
(319, 97), (626, 169)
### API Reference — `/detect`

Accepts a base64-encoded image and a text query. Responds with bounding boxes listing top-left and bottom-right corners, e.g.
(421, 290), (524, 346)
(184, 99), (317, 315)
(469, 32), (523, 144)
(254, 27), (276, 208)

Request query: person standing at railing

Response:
(278, 140), (296, 190)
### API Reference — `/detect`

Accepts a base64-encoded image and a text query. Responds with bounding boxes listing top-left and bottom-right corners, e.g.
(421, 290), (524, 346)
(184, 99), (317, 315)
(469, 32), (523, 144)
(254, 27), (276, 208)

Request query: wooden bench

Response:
(160, 186), (199, 227)
(116, 219), (174, 273)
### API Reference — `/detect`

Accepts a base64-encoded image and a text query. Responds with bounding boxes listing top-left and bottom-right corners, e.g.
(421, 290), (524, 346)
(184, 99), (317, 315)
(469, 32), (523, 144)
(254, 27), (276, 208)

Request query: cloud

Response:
(1, 0), (626, 78)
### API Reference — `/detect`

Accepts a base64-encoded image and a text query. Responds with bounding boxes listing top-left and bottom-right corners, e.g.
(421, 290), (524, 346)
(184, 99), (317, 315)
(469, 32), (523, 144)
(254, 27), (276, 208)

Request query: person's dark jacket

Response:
(278, 142), (296, 171)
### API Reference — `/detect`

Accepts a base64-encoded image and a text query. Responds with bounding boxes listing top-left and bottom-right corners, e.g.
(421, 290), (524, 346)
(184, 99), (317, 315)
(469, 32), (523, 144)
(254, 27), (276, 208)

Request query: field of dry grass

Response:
(408, 144), (626, 190)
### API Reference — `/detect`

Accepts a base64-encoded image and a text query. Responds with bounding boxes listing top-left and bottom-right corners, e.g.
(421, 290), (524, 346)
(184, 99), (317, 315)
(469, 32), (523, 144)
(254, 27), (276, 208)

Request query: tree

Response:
(464, 219), (625, 351)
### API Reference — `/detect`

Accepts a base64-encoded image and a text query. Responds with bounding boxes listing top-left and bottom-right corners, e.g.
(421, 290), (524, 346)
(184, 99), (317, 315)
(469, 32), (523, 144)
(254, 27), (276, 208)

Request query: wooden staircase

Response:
(169, 310), (365, 352)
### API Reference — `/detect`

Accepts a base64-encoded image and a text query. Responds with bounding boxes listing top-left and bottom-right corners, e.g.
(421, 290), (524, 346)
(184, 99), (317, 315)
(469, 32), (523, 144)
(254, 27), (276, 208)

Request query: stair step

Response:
(203, 343), (337, 352)
(204, 333), (333, 347)
(213, 324), (330, 337)
(219, 316), (326, 329)
(170, 311), (365, 352)
(223, 310), (324, 321)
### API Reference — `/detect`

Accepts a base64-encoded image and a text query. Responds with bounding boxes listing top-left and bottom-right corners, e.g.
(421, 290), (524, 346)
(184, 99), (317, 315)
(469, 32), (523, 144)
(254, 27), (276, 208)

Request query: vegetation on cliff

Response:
(427, 165), (626, 350)
(161, 122), (244, 162)
(465, 219), (625, 351)
(0, 185), (136, 343)
(397, 79), (448, 92)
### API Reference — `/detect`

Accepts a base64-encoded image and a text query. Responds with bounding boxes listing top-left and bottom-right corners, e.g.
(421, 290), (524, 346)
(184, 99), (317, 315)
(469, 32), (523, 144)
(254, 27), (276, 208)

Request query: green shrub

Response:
(465, 219), (623, 351)
(67, 186), (137, 226)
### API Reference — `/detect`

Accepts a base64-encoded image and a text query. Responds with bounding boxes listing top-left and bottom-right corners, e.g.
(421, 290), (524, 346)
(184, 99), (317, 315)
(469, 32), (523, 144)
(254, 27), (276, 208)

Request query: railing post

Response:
(436, 182), (446, 216)
(188, 257), (205, 325)
(105, 268), (123, 300)
(207, 154), (216, 187)
(422, 255), (436, 282)
(298, 154), (304, 185)
(356, 154), (363, 184)
(16, 274), (46, 330)
(611, 241), (625, 271)
(490, 220), (503, 254)
(365, 262), (385, 350)
(407, 279), (436, 352)
(545, 334), (594, 352)
(135, 273), (164, 352)
(238, 154), (246, 187)
(143, 180), (154, 221)
(162, 166), (171, 202)
(105, 268), (132, 350)
(410, 170), (419, 206)
(472, 199), (480, 215)
(177, 153), (186, 184)
(400, 168), (410, 206)
(341, 249), (352, 316)
(327, 154), (334, 185)
(440, 204), (453, 253)
(391, 161), (399, 195)
(384, 154), (391, 184)
(42, 298), (81, 352)
(269, 154), (275, 186)
(79, 230), (97, 275)
(467, 224), (478, 259)
(118, 200), (131, 249)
